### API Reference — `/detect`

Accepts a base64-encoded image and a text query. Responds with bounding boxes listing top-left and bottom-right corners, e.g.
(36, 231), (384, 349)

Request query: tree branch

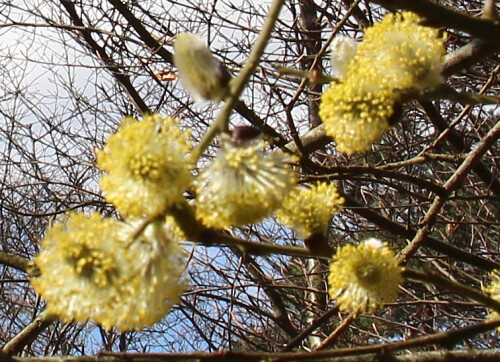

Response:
(59, 0), (151, 114)
(371, 0), (500, 43)
(2, 310), (57, 357)
(398, 119), (500, 263)
(0, 251), (30, 274)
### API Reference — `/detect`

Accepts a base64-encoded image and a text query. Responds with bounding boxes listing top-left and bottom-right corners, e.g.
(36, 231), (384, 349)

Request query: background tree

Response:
(0, 0), (499, 360)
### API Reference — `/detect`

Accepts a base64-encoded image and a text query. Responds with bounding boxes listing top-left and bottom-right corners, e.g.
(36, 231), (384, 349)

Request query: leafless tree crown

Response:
(0, 0), (499, 360)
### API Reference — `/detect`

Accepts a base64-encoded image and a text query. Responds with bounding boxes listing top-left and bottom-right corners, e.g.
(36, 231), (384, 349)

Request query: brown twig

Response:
(0, 252), (30, 274)
(371, 0), (500, 42)
(398, 119), (500, 264)
(2, 310), (57, 357)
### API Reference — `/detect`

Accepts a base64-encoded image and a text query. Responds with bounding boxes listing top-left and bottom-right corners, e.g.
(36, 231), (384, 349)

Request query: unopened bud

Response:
(174, 33), (230, 102)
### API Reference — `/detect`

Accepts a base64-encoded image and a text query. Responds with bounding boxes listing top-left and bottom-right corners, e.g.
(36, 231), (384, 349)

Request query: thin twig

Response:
(315, 313), (355, 350)
(404, 268), (500, 315)
(398, 119), (500, 263)
(193, 0), (286, 159)
(2, 310), (57, 357)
